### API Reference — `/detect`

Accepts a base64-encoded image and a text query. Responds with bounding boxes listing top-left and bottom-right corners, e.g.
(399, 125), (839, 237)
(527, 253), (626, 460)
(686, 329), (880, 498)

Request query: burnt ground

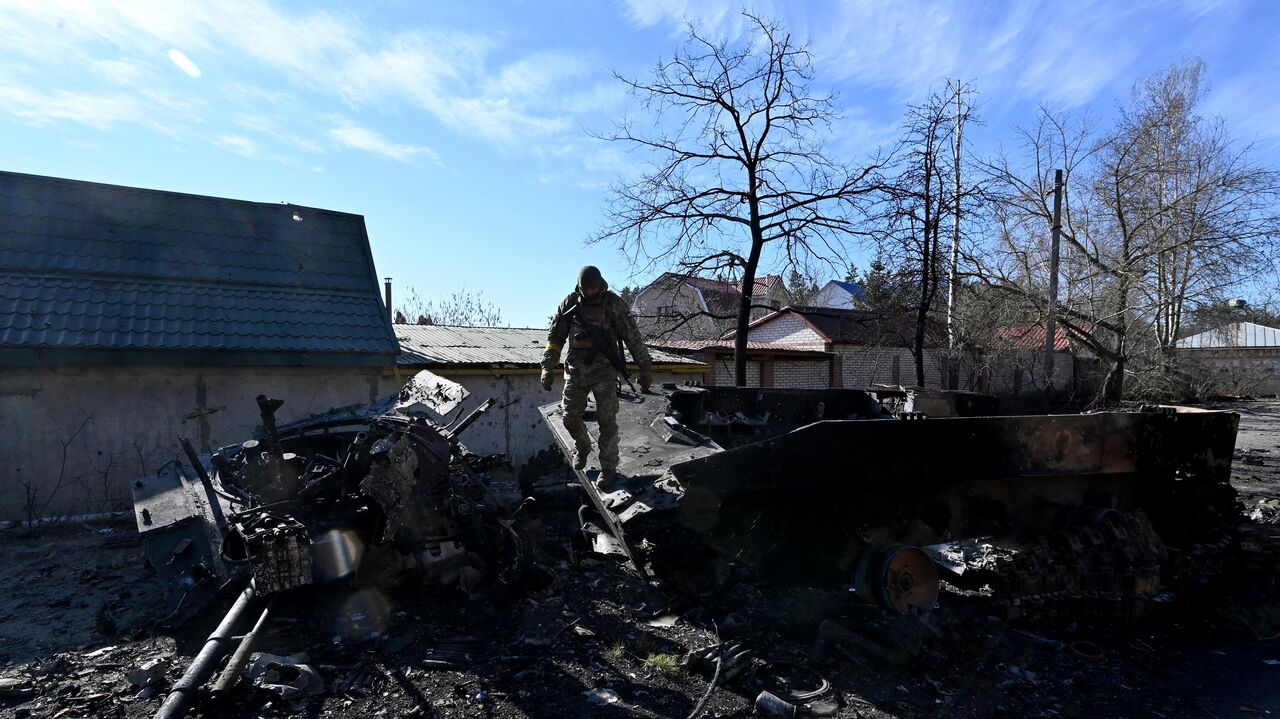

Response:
(1, 401), (1279, 719)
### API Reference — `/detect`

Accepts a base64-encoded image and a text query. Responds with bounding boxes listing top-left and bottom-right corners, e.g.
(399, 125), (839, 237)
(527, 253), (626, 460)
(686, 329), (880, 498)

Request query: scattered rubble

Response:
(0, 389), (1277, 718)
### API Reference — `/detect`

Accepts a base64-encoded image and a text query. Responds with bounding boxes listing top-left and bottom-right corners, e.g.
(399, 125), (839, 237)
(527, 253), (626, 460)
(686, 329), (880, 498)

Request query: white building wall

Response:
(0, 364), (698, 520)
(1183, 348), (1280, 396)
(982, 351), (1075, 396)
(417, 368), (696, 469)
(0, 365), (386, 520)
(745, 314), (827, 349)
(773, 358), (830, 389)
(810, 283), (856, 309)
(711, 358), (762, 387)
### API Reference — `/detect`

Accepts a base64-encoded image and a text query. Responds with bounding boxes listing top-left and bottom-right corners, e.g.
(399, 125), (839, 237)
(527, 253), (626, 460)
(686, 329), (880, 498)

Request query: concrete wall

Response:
(980, 351), (1075, 397)
(0, 365), (386, 520)
(431, 368), (698, 467)
(1182, 348), (1280, 396)
(0, 364), (700, 520)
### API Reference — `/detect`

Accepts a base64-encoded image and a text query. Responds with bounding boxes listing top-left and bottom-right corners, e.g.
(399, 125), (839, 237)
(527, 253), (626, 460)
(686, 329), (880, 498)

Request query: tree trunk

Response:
(734, 171), (765, 387)
(1100, 278), (1130, 403)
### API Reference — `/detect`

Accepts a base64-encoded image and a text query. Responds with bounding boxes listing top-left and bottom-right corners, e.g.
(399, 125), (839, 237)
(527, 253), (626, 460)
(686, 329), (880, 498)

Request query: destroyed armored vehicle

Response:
(541, 385), (1241, 618)
(132, 371), (524, 619)
(130, 371), (537, 719)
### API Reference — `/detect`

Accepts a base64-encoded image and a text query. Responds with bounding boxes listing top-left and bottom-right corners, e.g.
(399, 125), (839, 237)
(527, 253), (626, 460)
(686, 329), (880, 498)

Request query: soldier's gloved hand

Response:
(639, 369), (653, 393)
(540, 369), (554, 391)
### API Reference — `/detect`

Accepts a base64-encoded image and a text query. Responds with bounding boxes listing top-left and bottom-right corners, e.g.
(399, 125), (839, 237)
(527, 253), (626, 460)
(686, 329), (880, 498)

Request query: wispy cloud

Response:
(621, 0), (1223, 109)
(621, 0), (780, 38)
(0, 0), (601, 160)
(89, 59), (155, 86)
(167, 48), (202, 78)
(328, 119), (443, 166)
(214, 134), (257, 156)
(0, 80), (183, 132)
(234, 114), (323, 154)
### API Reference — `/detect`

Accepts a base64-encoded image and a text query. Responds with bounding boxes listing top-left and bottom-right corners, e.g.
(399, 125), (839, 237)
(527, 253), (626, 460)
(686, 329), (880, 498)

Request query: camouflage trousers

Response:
(561, 356), (621, 471)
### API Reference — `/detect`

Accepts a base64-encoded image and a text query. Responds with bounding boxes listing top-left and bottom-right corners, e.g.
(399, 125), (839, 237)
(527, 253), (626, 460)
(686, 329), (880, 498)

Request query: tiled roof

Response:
(1179, 321), (1280, 349)
(647, 272), (788, 315)
(0, 170), (397, 362)
(991, 324), (1071, 352)
(395, 324), (703, 367)
(738, 305), (944, 347)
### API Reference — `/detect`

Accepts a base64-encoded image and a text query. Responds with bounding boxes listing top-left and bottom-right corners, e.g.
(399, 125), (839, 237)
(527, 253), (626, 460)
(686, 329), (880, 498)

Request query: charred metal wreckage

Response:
(130, 371), (524, 719)
(540, 385), (1242, 619)
(128, 372), (1243, 717)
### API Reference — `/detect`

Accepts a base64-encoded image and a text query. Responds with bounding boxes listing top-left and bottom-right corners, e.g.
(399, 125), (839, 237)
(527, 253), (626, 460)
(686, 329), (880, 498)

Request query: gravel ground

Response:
(1, 401), (1278, 719)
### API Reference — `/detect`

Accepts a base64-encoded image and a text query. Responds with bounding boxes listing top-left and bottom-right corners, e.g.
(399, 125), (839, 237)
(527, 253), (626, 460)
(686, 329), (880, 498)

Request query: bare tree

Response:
(876, 80), (981, 385)
(593, 14), (882, 385)
(395, 285), (505, 327)
(1122, 62), (1280, 361)
(978, 60), (1280, 402)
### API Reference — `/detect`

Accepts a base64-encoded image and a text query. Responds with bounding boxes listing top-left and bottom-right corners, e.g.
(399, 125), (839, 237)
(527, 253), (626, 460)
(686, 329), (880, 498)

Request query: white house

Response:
(1177, 321), (1280, 396)
(809, 280), (864, 309)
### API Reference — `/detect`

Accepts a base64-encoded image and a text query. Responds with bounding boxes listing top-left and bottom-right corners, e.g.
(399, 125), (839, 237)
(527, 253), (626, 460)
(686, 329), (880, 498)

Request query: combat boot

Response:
(573, 441), (592, 470)
(595, 467), (618, 489)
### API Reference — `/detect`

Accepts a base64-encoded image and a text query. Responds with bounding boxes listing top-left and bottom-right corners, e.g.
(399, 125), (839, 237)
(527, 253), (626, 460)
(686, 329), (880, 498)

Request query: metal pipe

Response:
(154, 583), (259, 719)
(444, 398), (494, 441)
(255, 395), (285, 459)
(180, 436), (228, 531)
(209, 596), (275, 700)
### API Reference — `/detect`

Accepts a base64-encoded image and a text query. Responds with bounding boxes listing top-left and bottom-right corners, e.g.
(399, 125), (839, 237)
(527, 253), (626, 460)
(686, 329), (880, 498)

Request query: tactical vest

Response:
(569, 296), (615, 352)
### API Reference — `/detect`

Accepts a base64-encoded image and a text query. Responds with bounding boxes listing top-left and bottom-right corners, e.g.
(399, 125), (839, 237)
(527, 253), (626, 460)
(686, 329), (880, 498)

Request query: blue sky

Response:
(1, 0), (1277, 327)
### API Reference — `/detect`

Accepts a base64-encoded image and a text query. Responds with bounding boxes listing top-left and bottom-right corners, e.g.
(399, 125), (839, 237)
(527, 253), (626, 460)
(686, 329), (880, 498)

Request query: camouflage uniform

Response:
(542, 277), (652, 474)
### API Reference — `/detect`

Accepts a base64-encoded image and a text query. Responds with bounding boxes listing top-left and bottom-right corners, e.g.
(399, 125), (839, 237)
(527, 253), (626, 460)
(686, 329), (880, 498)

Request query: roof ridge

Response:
(0, 169), (363, 219)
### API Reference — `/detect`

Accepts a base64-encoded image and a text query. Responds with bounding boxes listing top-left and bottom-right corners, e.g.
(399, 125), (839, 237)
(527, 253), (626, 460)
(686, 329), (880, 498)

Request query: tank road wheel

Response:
(854, 545), (941, 614)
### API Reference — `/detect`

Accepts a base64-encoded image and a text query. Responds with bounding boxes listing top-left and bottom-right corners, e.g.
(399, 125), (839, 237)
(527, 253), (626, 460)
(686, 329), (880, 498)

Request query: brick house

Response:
(978, 324), (1078, 398)
(654, 305), (954, 389)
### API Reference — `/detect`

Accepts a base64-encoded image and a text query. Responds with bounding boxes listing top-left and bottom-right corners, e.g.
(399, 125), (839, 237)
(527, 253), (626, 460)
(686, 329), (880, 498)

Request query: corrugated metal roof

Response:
(831, 280), (865, 299)
(652, 339), (830, 355)
(395, 324), (702, 367)
(0, 170), (398, 361)
(1178, 321), (1280, 349)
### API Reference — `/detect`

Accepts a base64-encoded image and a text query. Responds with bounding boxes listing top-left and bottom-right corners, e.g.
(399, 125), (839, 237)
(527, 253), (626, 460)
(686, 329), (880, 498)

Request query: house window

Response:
(657, 305), (679, 318)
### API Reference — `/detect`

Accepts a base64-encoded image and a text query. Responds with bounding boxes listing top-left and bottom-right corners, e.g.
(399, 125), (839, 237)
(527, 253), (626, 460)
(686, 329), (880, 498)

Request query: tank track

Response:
(971, 509), (1233, 623)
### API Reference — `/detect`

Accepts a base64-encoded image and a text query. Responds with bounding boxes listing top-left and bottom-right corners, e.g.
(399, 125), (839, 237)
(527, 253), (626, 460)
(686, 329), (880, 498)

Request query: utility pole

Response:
(1044, 169), (1063, 405)
(946, 82), (963, 353)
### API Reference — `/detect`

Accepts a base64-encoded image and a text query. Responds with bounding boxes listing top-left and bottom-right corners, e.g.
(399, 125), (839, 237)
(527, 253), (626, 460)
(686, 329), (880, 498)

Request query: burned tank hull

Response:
(540, 386), (1240, 615)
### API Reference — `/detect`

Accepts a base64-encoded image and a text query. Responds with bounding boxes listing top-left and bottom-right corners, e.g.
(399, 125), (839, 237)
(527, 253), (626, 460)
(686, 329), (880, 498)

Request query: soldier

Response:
(541, 266), (653, 486)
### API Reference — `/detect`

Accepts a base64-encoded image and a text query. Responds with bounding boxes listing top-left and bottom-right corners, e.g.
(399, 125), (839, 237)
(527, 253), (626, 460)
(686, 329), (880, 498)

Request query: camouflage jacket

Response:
(542, 290), (652, 373)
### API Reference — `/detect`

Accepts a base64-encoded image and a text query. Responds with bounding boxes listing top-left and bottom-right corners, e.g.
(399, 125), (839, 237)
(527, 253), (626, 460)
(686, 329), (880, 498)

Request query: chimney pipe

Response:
(384, 277), (393, 323)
